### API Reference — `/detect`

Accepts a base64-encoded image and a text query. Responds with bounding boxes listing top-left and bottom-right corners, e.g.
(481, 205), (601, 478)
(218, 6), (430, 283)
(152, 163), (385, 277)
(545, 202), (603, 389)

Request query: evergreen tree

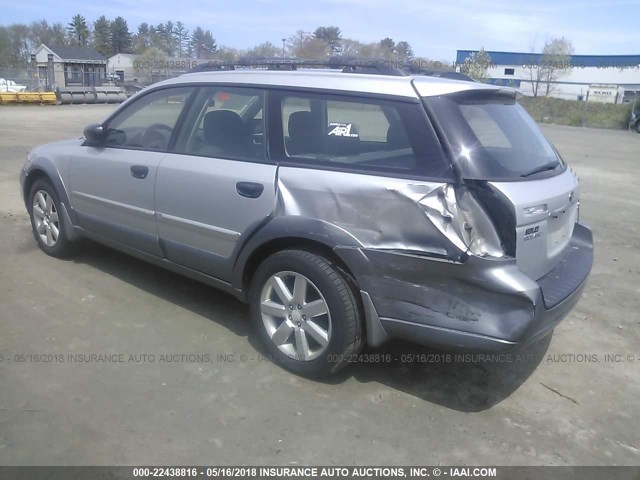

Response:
(191, 27), (216, 59)
(378, 37), (396, 58)
(174, 22), (189, 57)
(313, 26), (342, 54)
(92, 16), (111, 56)
(67, 14), (90, 46)
(133, 22), (151, 54)
(395, 41), (414, 61)
(110, 16), (132, 54)
(246, 41), (280, 58)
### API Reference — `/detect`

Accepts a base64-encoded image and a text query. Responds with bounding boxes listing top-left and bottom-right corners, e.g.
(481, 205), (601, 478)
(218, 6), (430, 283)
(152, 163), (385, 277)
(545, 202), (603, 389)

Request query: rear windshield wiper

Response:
(520, 161), (559, 178)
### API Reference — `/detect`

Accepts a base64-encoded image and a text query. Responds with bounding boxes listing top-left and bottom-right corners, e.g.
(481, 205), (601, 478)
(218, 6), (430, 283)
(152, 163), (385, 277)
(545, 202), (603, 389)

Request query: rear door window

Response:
(274, 91), (450, 178)
(327, 100), (390, 142)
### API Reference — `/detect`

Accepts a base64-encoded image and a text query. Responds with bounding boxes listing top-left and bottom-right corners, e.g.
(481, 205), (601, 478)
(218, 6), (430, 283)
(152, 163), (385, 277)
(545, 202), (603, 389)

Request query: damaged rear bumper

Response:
(335, 223), (593, 351)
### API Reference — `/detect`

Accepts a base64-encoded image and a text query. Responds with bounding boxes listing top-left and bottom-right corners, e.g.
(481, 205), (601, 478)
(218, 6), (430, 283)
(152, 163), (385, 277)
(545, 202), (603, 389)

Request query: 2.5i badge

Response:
(524, 225), (542, 241)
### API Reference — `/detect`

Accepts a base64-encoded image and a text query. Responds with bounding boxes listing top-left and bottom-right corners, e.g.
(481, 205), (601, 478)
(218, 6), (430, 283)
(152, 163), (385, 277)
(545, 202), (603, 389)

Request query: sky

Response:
(3, 0), (640, 60)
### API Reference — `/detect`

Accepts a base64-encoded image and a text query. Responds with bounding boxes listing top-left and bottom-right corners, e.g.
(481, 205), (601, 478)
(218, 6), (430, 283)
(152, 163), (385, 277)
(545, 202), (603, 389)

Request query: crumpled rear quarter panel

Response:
(276, 166), (459, 258)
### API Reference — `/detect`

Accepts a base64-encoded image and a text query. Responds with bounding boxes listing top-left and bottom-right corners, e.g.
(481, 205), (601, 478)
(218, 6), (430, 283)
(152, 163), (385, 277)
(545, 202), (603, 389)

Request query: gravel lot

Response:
(0, 104), (639, 466)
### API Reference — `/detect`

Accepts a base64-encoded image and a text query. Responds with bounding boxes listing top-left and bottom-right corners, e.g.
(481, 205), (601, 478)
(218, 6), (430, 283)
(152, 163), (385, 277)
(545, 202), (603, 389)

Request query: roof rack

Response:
(186, 56), (476, 81)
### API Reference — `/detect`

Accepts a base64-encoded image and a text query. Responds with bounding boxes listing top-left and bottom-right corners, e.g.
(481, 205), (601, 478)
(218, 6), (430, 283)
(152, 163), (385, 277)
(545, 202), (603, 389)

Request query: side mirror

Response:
(83, 123), (105, 146)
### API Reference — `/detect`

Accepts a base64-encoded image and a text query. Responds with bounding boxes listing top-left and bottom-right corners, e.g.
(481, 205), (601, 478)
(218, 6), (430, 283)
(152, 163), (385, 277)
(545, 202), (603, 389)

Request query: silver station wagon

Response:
(20, 61), (593, 377)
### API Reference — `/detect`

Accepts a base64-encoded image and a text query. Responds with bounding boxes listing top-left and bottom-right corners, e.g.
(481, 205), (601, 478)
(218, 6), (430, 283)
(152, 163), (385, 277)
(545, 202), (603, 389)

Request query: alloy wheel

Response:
(260, 271), (332, 361)
(32, 190), (60, 247)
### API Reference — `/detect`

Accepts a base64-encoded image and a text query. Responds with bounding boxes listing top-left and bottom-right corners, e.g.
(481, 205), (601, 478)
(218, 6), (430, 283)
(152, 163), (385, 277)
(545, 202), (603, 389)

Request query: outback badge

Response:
(524, 225), (542, 241)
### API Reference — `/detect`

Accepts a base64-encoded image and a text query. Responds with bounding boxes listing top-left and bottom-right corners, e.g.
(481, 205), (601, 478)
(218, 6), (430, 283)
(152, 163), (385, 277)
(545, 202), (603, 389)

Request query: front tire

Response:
(249, 249), (363, 377)
(28, 179), (76, 258)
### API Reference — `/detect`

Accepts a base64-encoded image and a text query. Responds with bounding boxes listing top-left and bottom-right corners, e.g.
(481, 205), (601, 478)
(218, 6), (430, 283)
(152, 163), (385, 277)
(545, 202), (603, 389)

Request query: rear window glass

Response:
(424, 92), (562, 180)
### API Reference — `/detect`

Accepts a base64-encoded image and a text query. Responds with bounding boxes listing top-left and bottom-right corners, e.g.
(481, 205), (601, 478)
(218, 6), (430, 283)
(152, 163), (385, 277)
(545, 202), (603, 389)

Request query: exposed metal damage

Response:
(276, 167), (460, 259)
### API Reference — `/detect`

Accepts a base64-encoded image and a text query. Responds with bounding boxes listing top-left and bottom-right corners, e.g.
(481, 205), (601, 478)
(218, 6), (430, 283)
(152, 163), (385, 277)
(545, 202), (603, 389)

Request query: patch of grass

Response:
(519, 96), (634, 130)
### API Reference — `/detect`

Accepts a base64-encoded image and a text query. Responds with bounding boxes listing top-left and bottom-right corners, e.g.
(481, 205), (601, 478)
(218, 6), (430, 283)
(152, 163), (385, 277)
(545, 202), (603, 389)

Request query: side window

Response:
(178, 87), (265, 161)
(327, 100), (390, 142)
(283, 97), (311, 137)
(280, 93), (448, 175)
(104, 87), (193, 151)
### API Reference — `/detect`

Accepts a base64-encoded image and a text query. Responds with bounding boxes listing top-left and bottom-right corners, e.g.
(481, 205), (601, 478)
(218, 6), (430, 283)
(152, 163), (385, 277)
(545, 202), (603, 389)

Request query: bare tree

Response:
(214, 46), (244, 62)
(358, 42), (382, 58)
(288, 30), (329, 59)
(134, 47), (166, 78)
(524, 43), (543, 97)
(525, 37), (574, 96)
(541, 37), (574, 96)
(339, 38), (364, 57)
(246, 41), (280, 58)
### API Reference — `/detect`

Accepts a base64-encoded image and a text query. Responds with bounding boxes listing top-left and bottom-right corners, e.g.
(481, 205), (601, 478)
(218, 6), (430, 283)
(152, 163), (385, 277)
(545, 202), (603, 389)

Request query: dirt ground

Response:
(0, 104), (638, 466)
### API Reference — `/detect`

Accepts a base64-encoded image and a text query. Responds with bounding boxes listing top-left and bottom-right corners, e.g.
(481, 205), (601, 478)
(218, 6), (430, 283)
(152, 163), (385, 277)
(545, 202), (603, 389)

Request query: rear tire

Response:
(28, 178), (76, 258)
(249, 249), (363, 378)
(636, 121), (640, 134)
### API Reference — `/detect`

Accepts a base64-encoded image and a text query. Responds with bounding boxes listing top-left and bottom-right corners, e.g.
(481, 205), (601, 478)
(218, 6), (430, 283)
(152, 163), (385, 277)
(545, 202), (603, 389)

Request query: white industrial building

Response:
(456, 50), (640, 104)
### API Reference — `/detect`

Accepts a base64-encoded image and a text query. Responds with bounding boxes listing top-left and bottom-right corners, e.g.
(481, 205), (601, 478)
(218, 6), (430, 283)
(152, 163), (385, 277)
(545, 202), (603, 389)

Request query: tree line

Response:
(0, 15), (423, 68)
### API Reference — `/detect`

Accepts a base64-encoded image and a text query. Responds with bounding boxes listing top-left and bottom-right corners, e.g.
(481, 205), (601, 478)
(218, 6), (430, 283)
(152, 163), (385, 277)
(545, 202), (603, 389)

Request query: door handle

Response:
(130, 165), (149, 179)
(236, 181), (264, 198)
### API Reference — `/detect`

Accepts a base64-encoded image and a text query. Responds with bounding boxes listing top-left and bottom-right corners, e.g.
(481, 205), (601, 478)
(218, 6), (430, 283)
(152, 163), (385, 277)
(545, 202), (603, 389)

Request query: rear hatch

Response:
(423, 89), (579, 279)
(490, 170), (578, 279)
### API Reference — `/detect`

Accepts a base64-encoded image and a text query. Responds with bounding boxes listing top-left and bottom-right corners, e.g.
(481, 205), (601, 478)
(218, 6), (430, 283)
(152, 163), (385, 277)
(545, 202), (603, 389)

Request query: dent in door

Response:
(276, 167), (464, 259)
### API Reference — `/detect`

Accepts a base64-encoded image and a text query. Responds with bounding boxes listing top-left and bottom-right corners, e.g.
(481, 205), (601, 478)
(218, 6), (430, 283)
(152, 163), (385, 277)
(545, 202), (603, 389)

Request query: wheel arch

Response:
(23, 160), (73, 216)
(232, 217), (363, 302)
(23, 164), (79, 241)
(23, 168), (51, 206)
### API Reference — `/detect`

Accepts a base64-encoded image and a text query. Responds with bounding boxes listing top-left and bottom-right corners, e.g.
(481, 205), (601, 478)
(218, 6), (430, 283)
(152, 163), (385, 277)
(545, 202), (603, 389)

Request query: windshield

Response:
(424, 91), (563, 180)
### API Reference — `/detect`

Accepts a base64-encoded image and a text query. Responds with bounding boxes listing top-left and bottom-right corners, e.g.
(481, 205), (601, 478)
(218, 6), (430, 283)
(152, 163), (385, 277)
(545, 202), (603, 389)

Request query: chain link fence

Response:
(0, 67), (40, 91)
(0, 65), (114, 92)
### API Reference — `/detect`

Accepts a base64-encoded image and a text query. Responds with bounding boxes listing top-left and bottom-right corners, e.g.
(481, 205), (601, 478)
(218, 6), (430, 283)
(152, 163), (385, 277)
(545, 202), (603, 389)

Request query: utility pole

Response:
(281, 38), (286, 57)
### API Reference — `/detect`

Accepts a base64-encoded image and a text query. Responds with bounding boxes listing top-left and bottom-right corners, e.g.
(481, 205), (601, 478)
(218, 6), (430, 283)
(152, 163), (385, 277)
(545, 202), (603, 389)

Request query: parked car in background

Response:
(0, 78), (27, 92)
(20, 61), (593, 377)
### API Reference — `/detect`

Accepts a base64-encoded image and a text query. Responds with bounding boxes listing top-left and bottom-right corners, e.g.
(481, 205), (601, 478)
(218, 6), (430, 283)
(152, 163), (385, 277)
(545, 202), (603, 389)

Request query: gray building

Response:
(34, 44), (107, 88)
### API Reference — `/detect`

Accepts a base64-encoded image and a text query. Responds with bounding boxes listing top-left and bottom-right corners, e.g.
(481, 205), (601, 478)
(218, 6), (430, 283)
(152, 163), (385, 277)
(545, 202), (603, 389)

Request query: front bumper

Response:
(335, 223), (593, 351)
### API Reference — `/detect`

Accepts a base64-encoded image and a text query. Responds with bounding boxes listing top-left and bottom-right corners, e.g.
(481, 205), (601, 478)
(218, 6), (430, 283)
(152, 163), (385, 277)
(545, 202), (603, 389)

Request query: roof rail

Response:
(186, 57), (475, 81)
